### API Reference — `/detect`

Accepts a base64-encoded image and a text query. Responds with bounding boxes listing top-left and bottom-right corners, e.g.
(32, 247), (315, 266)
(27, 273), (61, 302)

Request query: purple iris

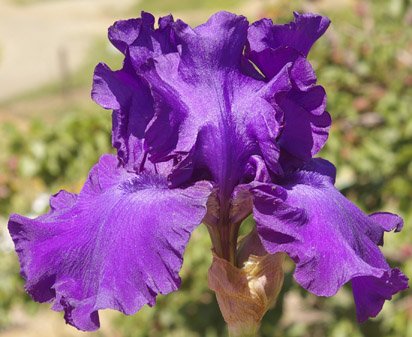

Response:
(8, 11), (408, 331)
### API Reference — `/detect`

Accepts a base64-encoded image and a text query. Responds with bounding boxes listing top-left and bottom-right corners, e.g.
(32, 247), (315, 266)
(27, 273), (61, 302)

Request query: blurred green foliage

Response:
(1, 0), (412, 336)
(0, 111), (112, 216)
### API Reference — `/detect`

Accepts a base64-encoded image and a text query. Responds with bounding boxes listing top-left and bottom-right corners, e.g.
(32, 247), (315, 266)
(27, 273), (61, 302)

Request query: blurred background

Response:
(0, 0), (412, 336)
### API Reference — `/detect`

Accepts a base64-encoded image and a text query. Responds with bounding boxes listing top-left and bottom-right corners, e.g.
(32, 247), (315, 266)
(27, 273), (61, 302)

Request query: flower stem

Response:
(228, 323), (259, 337)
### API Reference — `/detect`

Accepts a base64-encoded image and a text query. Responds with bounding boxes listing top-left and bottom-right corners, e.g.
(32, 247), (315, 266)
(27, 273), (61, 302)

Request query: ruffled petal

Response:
(246, 15), (331, 167)
(8, 155), (212, 331)
(247, 12), (330, 64)
(108, 12), (177, 67)
(252, 158), (408, 321)
(353, 212), (406, 322)
(92, 13), (177, 170)
(92, 63), (153, 169)
(369, 212), (404, 245)
(278, 60), (331, 168)
(352, 269), (408, 322)
(93, 11), (333, 187)
(141, 12), (292, 189)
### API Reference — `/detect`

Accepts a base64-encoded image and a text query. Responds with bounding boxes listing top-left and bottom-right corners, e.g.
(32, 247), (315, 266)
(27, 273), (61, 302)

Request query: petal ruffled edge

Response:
(247, 12), (330, 58)
(251, 159), (408, 321)
(9, 154), (212, 331)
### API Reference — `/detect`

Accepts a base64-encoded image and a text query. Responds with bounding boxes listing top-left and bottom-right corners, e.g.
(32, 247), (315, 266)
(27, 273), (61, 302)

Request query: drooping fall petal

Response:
(9, 155), (212, 331)
(252, 158), (408, 321)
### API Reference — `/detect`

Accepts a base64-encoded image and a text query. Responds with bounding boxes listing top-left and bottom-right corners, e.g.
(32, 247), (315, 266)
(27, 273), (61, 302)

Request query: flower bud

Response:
(208, 230), (285, 337)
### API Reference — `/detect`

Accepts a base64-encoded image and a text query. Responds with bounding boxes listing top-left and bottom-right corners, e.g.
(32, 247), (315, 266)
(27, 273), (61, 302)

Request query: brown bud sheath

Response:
(208, 247), (285, 337)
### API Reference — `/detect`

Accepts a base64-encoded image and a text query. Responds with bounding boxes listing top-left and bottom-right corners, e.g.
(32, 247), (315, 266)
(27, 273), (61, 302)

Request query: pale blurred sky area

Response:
(0, 0), (353, 102)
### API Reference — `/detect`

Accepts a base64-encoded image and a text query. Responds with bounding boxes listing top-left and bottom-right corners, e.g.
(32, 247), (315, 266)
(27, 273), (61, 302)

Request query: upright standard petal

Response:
(142, 12), (291, 189)
(92, 63), (153, 169)
(277, 59), (331, 168)
(93, 11), (332, 188)
(251, 159), (408, 321)
(8, 155), (212, 331)
(246, 14), (331, 169)
(92, 13), (177, 169)
(246, 12), (330, 69)
(108, 12), (177, 67)
(246, 13), (329, 83)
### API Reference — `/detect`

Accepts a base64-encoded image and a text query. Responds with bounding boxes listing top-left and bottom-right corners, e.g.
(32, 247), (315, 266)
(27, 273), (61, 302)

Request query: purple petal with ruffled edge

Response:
(246, 12), (330, 59)
(351, 212), (406, 321)
(92, 64), (153, 169)
(8, 9), (408, 329)
(252, 158), (408, 321)
(92, 13), (177, 170)
(8, 155), (212, 331)
(93, 11), (300, 191)
(277, 58), (331, 168)
(135, 12), (292, 188)
(108, 12), (177, 68)
(246, 13), (331, 169)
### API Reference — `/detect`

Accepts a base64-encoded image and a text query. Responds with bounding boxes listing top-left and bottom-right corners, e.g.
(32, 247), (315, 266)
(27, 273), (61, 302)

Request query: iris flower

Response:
(8, 11), (408, 333)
